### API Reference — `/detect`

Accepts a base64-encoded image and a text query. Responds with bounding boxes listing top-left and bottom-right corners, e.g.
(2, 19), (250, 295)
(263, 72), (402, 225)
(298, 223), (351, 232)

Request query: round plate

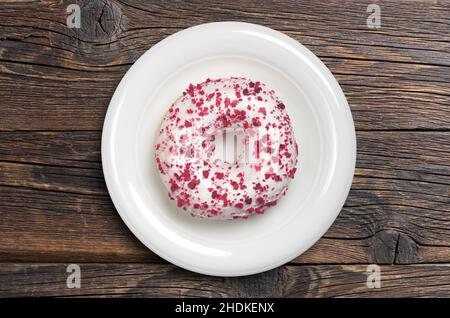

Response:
(102, 22), (356, 276)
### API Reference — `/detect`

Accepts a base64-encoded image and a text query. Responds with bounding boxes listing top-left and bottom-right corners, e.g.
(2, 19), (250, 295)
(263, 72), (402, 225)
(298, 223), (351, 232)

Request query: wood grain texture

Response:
(0, 0), (450, 298)
(1, 263), (450, 298)
(0, 0), (449, 130)
(0, 131), (448, 264)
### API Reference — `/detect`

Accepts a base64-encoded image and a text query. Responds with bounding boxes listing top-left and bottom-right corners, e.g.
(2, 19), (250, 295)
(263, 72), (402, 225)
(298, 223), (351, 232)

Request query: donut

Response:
(155, 77), (298, 220)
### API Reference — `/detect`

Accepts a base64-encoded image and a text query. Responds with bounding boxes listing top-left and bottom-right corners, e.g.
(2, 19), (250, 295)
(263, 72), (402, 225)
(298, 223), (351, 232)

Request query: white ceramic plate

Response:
(102, 22), (356, 276)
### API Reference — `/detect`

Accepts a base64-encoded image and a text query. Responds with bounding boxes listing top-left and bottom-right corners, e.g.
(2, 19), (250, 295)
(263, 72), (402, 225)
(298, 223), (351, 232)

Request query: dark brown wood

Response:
(0, 0), (449, 130)
(0, 131), (448, 264)
(0, 0), (449, 297)
(1, 263), (450, 298)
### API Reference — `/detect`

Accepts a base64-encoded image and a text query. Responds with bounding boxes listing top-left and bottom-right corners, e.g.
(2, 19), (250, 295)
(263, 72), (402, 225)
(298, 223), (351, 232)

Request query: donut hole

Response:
(210, 128), (244, 166)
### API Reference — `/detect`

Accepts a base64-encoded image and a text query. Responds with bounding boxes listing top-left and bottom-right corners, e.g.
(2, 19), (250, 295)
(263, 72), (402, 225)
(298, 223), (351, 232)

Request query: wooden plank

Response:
(0, 131), (101, 169)
(1, 263), (450, 297)
(0, 0), (449, 130)
(0, 186), (157, 263)
(0, 131), (448, 263)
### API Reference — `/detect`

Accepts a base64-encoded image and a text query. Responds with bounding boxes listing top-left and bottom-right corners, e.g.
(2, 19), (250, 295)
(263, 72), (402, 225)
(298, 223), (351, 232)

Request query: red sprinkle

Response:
(215, 172), (224, 179)
(252, 117), (261, 127)
(230, 180), (239, 190)
(187, 179), (198, 190)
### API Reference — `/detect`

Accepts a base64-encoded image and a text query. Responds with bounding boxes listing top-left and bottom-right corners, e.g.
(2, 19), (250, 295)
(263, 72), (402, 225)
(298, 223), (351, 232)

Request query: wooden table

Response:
(0, 0), (449, 298)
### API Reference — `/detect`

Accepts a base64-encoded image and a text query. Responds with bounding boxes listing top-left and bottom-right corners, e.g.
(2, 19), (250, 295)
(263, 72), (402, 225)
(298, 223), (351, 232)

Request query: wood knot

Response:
(74, 0), (124, 42)
(68, 0), (126, 66)
(395, 233), (419, 264)
(372, 230), (399, 264)
(371, 230), (419, 264)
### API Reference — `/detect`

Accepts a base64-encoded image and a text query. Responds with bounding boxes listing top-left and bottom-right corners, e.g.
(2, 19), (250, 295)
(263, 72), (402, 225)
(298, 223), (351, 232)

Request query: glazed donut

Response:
(155, 77), (298, 220)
